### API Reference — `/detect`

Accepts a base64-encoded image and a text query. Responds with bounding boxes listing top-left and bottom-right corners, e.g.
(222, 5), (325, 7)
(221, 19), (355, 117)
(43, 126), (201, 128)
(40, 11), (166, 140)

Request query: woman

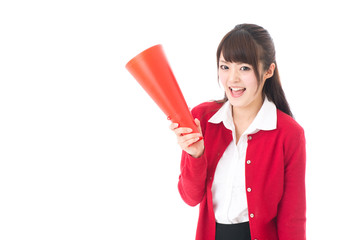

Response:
(170, 24), (306, 240)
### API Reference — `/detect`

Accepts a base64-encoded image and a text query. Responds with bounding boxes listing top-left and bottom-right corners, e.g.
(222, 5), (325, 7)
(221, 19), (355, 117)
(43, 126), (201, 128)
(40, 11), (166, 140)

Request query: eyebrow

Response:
(220, 59), (250, 65)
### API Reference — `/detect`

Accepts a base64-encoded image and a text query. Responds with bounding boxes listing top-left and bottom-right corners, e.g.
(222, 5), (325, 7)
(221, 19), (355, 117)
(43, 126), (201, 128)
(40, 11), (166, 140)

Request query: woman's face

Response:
(218, 53), (265, 110)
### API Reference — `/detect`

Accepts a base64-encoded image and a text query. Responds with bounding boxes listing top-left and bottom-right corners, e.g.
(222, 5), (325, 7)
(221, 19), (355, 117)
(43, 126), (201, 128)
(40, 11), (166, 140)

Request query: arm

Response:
(169, 117), (206, 207)
(178, 150), (207, 206)
(277, 128), (306, 240)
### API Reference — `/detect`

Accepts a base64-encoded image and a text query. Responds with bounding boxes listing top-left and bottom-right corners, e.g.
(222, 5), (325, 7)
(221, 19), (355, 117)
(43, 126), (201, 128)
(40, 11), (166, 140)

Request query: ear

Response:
(263, 63), (276, 81)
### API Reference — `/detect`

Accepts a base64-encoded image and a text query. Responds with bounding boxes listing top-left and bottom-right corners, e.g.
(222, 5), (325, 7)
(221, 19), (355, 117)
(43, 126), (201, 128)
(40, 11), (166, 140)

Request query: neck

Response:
(232, 95), (264, 140)
(232, 96), (264, 122)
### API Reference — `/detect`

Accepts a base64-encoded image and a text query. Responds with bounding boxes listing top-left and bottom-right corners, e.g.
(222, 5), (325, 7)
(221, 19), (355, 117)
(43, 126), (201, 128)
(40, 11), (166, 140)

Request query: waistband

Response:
(215, 221), (251, 240)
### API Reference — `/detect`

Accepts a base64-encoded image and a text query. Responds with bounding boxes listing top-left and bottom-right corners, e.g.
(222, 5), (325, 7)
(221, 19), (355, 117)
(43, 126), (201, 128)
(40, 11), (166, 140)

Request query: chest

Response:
(204, 124), (285, 186)
(212, 135), (249, 184)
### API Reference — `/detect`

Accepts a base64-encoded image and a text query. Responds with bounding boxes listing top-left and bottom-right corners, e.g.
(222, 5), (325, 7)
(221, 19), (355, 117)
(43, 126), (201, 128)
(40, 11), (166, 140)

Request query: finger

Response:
(182, 136), (202, 149)
(194, 118), (203, 135)
(178, 133), (202, 145)
(174, 127), (193, 137)
(169, 122), (179, 130)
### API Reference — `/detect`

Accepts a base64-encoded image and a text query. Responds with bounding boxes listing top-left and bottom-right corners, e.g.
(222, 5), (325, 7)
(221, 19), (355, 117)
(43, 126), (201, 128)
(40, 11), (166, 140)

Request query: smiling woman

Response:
(216, 24), (292, 118)
(170, 24), (306, 240)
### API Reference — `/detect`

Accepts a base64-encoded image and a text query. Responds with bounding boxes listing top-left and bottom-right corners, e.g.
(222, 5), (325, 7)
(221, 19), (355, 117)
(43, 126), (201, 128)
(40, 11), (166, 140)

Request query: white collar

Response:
(208, 97), (277, 134)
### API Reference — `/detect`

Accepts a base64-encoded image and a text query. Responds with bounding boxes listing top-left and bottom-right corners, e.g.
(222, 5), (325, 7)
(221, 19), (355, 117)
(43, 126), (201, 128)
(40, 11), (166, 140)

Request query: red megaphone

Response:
(125, 44), (200, 135)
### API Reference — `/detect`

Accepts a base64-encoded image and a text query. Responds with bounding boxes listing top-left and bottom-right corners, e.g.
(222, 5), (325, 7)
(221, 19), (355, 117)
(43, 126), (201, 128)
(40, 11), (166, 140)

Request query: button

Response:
(247, 187), (252, 192)
(250, 213), (254, 218)
(246, 160), (251, 164)
(248, 136), (252, 140)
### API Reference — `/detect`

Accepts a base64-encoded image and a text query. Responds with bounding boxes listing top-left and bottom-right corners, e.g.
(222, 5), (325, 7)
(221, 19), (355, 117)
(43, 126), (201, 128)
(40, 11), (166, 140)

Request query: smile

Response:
(229, 87), (246, 98)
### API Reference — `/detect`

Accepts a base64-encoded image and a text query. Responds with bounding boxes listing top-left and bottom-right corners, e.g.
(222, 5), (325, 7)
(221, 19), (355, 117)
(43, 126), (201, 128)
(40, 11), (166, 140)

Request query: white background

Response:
(1, 0), (359, 239)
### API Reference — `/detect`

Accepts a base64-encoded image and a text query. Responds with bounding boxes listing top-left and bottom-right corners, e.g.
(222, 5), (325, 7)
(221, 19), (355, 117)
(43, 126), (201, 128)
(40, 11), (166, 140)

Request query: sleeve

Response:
(177, 105), (208, 207)
(177, 151), (207, 206)
(277, 127), (307, 240)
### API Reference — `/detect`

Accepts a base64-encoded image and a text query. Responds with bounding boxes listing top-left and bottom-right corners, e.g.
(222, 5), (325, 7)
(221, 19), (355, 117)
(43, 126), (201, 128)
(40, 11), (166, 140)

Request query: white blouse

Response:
(208, 97), (277, 224)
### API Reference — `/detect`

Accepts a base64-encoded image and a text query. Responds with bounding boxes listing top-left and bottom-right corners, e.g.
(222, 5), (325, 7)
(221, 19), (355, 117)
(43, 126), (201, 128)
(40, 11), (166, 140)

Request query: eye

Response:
(220, 65), (229, 70)
(240, 66), (251, 71)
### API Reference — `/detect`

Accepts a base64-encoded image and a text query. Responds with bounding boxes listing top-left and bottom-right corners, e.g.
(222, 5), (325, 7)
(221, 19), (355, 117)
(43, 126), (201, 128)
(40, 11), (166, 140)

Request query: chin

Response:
(226, 94), (254, 109)
(227, 97), (248, 108)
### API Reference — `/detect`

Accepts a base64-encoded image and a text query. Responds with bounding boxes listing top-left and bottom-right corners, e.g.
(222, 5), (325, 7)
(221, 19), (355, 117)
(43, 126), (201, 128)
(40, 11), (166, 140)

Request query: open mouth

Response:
(229, 87), (246, 98)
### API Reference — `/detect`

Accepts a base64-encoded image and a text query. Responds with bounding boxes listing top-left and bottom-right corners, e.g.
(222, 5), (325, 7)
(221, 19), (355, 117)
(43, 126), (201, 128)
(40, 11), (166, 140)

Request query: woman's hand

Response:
(169, 118), (204, 158)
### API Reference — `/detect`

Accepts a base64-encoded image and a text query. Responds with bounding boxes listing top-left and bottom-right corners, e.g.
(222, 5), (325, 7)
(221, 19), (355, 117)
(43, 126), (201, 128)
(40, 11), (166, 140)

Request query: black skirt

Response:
(215, 222), (251, 240)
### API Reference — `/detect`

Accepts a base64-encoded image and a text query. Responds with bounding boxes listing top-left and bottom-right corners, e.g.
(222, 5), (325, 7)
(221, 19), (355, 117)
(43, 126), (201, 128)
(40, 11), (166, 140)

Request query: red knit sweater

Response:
(178, 101), (306, 240)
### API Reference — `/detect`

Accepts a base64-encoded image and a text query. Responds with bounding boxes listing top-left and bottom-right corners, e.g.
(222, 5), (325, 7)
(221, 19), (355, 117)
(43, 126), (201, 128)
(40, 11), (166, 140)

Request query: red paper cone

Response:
(125, 44), (200, 135)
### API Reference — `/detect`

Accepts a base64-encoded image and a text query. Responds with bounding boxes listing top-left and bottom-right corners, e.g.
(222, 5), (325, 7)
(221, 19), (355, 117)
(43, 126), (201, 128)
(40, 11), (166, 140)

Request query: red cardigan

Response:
(178, 101), (306, 240)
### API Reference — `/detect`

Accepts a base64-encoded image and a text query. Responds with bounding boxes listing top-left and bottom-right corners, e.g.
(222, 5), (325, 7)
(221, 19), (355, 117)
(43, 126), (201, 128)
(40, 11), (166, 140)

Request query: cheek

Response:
(218, 72), (227, 88)
(243, 75), (258, 91)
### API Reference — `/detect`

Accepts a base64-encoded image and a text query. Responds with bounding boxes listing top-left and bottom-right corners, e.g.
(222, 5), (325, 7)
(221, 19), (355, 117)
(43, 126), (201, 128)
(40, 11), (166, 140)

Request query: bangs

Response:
(219, 30), (260, 68)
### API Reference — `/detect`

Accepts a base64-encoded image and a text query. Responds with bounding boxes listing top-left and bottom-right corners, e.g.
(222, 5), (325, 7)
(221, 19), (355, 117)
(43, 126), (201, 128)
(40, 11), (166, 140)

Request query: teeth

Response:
(230, 87), (245, 91)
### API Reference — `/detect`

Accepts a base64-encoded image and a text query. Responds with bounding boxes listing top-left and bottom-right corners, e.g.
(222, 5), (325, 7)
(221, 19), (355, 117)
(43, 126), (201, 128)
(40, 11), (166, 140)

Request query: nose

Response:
(228, 68), (240, 83)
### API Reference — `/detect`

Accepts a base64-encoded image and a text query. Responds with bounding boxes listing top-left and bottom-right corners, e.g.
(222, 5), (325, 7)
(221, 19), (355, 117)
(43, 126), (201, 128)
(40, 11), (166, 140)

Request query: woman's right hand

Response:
(169, 118), (204, 158)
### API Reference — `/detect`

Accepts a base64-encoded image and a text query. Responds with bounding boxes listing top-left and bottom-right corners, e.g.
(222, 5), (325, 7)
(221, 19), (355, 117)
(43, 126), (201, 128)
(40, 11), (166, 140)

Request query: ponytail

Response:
(263, 63), (293, 117)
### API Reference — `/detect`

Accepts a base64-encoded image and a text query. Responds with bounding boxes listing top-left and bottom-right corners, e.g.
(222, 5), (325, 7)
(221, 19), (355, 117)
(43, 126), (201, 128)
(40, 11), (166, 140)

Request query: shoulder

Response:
(277, 110), (304, 135)
(191, 101), (224, 122)
(276, 110), (305, 148)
